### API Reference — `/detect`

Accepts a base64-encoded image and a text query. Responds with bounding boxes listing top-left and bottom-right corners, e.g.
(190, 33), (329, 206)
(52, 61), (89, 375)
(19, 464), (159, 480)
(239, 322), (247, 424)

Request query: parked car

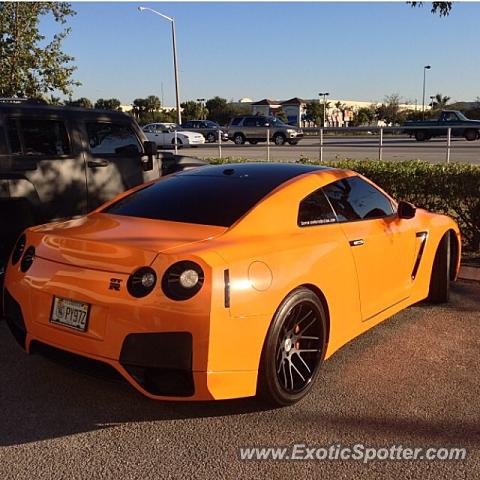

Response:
(403, 110), (480, 141)
(142, 123), (205, 148)
(0, 101), (207, 277)
(181, 120), (229, 143)
(227, 115), (303, 145)
(4, 162), (460, 405)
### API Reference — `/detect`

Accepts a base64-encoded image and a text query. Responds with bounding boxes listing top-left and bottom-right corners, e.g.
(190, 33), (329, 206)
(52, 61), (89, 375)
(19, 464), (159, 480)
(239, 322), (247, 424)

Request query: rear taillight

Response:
(127, 267), (157, 298)
(161, 261), (204, 301)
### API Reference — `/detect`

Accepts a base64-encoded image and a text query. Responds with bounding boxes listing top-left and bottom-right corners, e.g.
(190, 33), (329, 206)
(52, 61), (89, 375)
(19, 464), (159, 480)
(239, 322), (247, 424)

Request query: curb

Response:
(459, 265), (480, 283)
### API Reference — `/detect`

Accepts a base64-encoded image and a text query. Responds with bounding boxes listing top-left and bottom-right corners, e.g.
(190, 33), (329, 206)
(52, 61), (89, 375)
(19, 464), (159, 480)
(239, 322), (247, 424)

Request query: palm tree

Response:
(432, 93), (451, 110)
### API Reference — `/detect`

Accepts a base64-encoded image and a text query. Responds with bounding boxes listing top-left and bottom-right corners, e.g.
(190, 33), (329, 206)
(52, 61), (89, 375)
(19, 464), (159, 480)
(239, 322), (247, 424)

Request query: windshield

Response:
(268, 117), (287, 126)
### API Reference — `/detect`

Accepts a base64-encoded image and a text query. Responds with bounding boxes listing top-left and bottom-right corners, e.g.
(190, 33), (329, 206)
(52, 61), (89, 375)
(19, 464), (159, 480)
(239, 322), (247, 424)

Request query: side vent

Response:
(224, 269), (230, 308)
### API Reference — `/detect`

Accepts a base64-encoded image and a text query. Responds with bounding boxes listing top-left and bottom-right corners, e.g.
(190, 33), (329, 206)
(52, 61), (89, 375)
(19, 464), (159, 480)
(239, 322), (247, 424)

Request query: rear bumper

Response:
(3, 255), (260, 401)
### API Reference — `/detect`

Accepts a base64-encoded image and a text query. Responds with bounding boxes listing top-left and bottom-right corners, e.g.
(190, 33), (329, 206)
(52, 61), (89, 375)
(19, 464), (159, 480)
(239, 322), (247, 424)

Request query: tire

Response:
(249, 140), (258, 145)
(414, 130), (429, 141)
(257, 288), (327, 406)
(464, 129), (478, 141)
(427, 233), (451, 304)
(288, 140), (298, 145)
(233, 133), (245, 145)
(206, 133), (216, 143)
(171, 138), (183, 149)
(273, 133), (286, 146)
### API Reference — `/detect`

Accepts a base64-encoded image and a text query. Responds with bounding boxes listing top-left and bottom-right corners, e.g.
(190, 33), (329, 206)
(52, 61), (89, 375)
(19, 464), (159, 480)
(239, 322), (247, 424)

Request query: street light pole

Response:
(318, 92), (329, 127)
(139, 6), (182, 124)
(422, 65), (431, 120)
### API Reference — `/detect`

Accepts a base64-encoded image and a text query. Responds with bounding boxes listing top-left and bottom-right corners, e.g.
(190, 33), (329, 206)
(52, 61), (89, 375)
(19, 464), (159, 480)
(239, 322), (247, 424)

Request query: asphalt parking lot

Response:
(188, 136), (480, 164)
(0, 281), (478, 479)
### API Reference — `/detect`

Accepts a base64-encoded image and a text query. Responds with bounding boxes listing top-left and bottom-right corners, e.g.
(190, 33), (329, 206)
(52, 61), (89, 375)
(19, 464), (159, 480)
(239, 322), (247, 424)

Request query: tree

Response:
(180, 100), (205, 122)
(275, 108), (289, 123)
(65, 97), (93, 108)
(305, 100), (330, 126)
(94, 98), (121, 111)
(431, 93), (451, 110)
(0, 2), (79, 97)
(408, 2), (452, 17)
(375, 94), (402, 125)
(352, 107), (375, 126)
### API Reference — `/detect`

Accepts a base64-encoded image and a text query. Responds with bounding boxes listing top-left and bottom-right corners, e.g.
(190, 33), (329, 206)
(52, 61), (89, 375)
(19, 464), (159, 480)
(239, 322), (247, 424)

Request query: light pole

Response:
(197, 98), (205, 119)
(318, 92), (329, 127)
(422, 65), (431, 120)
(139, 6), (182, 124)
(429, 95), (435, 110)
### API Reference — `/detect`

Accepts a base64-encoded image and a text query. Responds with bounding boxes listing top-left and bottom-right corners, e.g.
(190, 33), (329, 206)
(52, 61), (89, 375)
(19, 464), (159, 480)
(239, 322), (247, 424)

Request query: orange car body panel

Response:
(4, 166), (461, 401)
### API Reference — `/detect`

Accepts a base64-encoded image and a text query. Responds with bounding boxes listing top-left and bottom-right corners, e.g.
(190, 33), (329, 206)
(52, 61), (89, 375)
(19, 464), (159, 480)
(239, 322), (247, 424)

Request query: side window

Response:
(87, 123), (141, 155)
(298, 188), (337, 227)
(6, 119), (21, 154)
(323, 176), (394, 222)
(231, 118), (242, 126)
(7, 118), (70, 156)
(184, 121), (193, 128)
(243, 117), (257, 127)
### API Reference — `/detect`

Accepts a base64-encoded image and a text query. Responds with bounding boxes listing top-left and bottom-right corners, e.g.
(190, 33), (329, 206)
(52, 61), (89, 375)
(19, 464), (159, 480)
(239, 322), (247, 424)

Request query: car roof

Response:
(177, 162), (331, 181)
(0, 102), (130, 119)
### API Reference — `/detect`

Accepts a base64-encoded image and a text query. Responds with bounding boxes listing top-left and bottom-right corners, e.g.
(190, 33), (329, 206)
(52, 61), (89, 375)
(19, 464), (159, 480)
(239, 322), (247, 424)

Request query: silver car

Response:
(227, 116), (303, 145)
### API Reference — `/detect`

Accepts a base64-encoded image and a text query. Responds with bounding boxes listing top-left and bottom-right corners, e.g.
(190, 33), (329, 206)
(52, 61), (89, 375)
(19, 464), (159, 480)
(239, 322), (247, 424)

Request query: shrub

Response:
(207, 157), (480, 252)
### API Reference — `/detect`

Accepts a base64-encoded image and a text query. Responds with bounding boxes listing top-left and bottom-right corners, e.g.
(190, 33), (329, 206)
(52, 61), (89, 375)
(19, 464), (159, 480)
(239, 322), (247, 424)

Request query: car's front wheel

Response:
(273, 133), (286, 145)
(171, 138), (183, 149)
(233, 133), (245, 145)
(257, 288), (327, 406)
(464, 129), (478, 141)
(206, 132), (216, 143)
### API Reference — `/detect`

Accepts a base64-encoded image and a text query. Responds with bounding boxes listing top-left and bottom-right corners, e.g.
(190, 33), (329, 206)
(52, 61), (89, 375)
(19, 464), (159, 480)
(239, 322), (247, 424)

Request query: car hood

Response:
(178, 131), (204, 138)
(29, 213), (226, 274)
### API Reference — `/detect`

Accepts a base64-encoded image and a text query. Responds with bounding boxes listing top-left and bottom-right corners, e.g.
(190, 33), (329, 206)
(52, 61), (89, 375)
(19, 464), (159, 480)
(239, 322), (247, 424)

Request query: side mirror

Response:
(142, 141), (157, 171)
(397, 200), (416, 219)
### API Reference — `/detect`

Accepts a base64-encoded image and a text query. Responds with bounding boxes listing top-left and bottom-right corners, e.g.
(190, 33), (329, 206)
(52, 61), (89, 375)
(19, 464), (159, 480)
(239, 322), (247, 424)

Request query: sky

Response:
(40, 1), (480, 107)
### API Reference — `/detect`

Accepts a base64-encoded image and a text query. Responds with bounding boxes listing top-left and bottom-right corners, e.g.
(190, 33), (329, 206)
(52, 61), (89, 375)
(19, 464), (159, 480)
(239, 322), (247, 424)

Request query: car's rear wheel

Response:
(273, 133), (286, 146)
(233, 133), (245, 145)
(464, 129), (478, 141)
(257, 288), (326, 406)
(249, 140), (258, 145)
(427, 233), (451, 304)
(206, 133), (216, 143)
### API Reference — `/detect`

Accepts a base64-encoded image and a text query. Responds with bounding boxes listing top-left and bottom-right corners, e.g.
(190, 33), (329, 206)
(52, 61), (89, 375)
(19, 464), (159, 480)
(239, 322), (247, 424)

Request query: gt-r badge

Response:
(109, 278), (122, 291)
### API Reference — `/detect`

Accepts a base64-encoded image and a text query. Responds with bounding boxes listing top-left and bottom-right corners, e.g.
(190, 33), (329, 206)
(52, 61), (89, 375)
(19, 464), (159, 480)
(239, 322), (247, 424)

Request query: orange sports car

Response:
(3, 162), (461, 405)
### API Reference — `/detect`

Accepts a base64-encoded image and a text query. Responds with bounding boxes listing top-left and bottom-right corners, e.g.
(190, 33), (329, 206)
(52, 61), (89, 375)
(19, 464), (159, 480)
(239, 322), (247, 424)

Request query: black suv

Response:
(181, 120), (229, 143)
(0, 101), (207, 273)
(227, 116), (303, 145)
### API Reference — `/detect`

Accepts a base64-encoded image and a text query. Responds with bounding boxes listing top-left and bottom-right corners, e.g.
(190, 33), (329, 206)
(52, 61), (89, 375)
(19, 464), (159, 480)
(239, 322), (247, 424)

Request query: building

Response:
(244, 97), (427, 127)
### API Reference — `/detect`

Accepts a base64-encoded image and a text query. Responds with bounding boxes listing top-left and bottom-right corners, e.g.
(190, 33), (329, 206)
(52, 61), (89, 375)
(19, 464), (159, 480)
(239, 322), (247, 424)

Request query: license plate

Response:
(50, 297), (90, 332)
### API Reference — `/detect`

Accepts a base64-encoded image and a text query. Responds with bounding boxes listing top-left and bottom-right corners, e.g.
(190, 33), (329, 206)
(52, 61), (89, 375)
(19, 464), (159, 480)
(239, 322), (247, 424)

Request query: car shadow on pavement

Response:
(0, 282), (478, 447)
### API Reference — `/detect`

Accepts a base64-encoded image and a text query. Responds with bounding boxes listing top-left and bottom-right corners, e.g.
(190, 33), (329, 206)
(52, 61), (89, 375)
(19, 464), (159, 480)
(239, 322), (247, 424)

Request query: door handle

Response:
(349, 239), (364, 247)
(87, 159), (109, 168)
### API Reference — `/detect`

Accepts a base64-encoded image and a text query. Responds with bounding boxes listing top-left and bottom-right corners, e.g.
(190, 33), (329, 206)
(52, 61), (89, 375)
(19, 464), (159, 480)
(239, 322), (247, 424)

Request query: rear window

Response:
(104, 164), (321, 227)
